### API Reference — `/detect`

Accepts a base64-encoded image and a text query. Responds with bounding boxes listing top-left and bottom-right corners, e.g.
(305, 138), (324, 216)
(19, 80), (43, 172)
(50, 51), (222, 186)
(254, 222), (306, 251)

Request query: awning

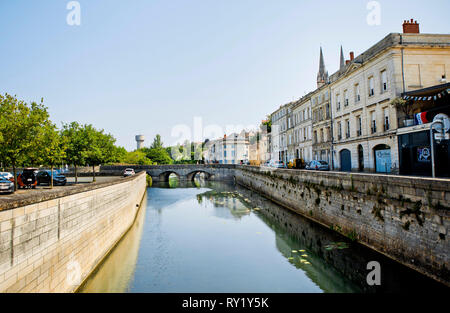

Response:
(401, 82), (450, 101)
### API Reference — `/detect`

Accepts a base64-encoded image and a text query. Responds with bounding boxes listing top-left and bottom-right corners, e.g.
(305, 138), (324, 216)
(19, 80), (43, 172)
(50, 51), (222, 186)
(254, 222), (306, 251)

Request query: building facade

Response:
(265, 19), (450, 175)
(330, 23), (450, 173)
(292, 95), (313, 163)
(205, 133), (250, 164)
(270, 104), (289, 163)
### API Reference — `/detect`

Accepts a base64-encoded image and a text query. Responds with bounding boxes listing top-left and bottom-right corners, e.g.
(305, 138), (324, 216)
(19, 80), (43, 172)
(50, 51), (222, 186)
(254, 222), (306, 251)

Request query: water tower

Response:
(135, 135), (145, 150)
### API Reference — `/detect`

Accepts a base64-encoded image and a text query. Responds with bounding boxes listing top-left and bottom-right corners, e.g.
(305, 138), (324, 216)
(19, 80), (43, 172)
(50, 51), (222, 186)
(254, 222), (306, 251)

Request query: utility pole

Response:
(430, 120), (444, 178)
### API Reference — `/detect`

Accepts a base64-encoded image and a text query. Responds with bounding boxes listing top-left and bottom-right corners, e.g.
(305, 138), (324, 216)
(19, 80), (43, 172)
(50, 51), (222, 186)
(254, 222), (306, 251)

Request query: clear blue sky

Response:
(1, 0), (449, 150)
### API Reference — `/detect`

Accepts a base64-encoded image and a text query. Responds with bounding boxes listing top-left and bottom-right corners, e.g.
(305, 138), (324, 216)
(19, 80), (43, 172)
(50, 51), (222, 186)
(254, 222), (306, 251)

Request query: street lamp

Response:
(430, 120), (444, 178)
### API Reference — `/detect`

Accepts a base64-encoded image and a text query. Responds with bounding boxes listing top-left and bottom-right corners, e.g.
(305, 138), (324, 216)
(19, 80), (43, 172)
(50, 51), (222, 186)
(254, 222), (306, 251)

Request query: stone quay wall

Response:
(234, 166), (449, 286)
(0, 172), (146, 293)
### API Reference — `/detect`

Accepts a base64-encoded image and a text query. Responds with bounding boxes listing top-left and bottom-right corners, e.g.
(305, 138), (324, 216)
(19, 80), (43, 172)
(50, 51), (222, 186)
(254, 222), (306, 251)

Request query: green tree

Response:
(82, 125), (117, 182)
(0, 94), (50, 191)
(61, 122), (89, 184)
(142, 147), (173, 165)
(120, 150), (153, 165)
(151, 134), (164, 149)
(40, 123), (67, 188)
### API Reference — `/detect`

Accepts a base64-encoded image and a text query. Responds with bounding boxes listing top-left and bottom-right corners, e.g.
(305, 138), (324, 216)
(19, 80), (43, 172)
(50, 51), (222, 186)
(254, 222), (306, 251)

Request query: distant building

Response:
(135, 135), (145, 150)
(204, 132), (250, 164)
(292, 94), (313, 163)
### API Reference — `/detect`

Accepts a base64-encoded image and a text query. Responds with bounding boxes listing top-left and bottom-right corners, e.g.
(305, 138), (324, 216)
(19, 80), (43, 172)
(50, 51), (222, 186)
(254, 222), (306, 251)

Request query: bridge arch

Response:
(158, 171), (181, 182)
(186, 170), (213, 181)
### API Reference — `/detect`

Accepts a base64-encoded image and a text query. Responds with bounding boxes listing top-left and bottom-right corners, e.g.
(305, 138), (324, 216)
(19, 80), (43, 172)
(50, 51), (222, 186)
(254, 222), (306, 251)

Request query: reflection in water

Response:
(80, 182), (446, 293)
(78, 195), (147, 293)
(168, 174), (179, 188)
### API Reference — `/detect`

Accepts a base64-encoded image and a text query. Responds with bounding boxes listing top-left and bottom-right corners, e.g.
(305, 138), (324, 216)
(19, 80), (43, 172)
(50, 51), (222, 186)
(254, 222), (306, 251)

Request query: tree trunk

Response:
(51, 165), (54, 189)
(92, 165), (96, 182)
(12, 164), (17, 192)
(74, 164), (78, 184)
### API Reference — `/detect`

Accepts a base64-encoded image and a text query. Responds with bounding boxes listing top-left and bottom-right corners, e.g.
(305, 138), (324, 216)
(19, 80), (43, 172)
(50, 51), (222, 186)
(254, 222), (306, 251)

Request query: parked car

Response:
(36, 170), (67, 186)
(17, 168), (38, 189)
(306, 160), (330, 171)
(0, 176), (14, 194)
(271, 161), (287, 169)
(123, 168), (136, 177)
(0, 172), (14, 182)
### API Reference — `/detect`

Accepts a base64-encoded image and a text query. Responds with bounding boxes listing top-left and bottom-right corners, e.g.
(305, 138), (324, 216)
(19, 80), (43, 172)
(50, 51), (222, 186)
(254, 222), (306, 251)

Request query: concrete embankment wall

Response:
(234, 166), (449, 286)
(0, 173), (146, 293)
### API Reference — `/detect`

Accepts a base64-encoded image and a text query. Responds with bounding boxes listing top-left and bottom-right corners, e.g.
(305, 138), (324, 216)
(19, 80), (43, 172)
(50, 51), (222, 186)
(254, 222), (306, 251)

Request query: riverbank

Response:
(234, 166), (449, 286)
(0, 172), (146, 292)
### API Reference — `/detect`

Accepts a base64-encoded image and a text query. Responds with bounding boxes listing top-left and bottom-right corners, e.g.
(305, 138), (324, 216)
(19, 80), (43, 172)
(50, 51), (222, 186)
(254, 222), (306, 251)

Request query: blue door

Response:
(340, 149), (352, 172)
(375, 149), (391, 173)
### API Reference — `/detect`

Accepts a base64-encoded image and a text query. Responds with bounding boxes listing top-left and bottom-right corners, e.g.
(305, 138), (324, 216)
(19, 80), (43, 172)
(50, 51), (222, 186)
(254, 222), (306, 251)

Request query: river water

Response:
(79, 179), (446, 293)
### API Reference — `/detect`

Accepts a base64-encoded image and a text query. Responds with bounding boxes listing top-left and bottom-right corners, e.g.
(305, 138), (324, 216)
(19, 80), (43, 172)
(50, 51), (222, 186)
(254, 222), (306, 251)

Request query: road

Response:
(0, 176), (120, 200)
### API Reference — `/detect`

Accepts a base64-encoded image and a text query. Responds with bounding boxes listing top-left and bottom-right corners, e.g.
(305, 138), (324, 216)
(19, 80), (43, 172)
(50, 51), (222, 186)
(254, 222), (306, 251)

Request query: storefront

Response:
(398, 83), (450, 177)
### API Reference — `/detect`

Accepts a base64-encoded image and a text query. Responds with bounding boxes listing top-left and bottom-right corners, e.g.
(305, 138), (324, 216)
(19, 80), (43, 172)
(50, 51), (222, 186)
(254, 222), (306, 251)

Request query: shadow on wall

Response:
(77, 194), (148, 293)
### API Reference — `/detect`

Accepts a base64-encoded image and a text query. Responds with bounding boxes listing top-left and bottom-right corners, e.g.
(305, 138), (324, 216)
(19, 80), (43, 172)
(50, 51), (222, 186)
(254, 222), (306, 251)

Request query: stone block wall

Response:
(0, 172), (146, 293)
(234, 166), (449, 286)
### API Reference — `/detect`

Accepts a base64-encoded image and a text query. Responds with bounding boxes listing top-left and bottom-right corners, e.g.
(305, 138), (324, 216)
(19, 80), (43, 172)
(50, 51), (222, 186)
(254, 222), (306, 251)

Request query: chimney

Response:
(403, 19), (420, 34)
(346, 60), (350, 65)
(350, 52), (354, 61)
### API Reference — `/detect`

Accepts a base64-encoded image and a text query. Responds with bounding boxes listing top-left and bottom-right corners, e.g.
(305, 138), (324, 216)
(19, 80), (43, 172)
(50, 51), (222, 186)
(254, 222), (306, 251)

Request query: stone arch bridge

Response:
(100, 164), (236, 183)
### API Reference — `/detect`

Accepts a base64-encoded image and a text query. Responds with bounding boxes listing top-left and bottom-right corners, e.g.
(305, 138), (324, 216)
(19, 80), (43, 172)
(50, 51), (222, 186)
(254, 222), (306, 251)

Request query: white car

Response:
(123, 168), (136, 177)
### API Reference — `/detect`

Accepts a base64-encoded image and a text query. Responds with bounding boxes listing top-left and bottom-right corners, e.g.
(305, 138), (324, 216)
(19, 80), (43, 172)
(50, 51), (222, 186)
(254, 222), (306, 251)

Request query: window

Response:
(357, 116), (362, 136)
(369, 77), (375, 96)
(371, 111), (377, 133)
(338, 122), (342, 140)
(355, 84), (361, 102)
(336, 94), (341, 111)
(381, 70), (388, 92)
(326, 103), (330, 118)
(384, 108), (390, 131)
(346, 120), (350, 138)
(344, 90), (349, 106)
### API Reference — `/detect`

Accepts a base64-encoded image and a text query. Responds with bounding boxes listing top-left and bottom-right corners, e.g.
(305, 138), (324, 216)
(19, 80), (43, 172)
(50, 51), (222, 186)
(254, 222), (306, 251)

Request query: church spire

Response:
(340, 45), (345, 70)
(317, 47), (328, 88)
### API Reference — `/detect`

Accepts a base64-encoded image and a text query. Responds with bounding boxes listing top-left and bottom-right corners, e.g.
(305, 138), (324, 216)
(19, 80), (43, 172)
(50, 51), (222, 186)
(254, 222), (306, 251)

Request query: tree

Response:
(82, 125), (117, 182)
(151, 134), (164, 149)
(0, 94), (50, 191)
(120, 150), (153, 165)
(391, 97), (413, 119)
(61, 122), (89, 184)
(142, 147), (173, 165)
(40, 123), (67, 188)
